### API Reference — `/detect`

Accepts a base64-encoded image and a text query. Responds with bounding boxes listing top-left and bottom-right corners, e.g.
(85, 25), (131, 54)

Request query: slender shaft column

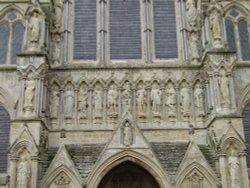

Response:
(9, 156), (18, 188)
(99, 0), (107, 64)
(219, 154), (228, 188)
(31, 156), (38, 188)
(239, 152), (249, 188)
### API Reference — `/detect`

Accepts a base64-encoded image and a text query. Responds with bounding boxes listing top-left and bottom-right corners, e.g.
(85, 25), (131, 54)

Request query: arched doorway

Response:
(98, 161), (160, 188)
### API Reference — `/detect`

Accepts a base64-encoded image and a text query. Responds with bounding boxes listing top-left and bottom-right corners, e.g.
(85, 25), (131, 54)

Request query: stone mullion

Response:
(6, 23), (13, 65)
(99, 0), (107, 64)
(161, 85), (166, 126)
(63, 0), (72, 63)
(218, 154), (228, 188)
(205, 80), (211, 114)
(34, 78), (40, 116)
(31, 156), (38, 188)
(204, 16), (211, 47)
(9, 156), (18, 188)
(103, 87), (108, 128)
(89, 87), (93, 128)
(239, 152), (249, 188)
(59, 89), (64, 129)
(132, 87), (137, 124)
(190, 86), (195, 124)
(146, 86), (151, 128)
(179, 0), (189, 63)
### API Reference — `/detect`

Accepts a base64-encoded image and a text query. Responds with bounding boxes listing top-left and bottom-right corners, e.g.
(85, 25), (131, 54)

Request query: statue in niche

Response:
(77, 85), (88, 119)
(180, 82), (190, 116)
(123, 121), (133, 147)
(108, 84), (118, 115)
(189, 32), (200, 64)
(50, 88), (60, 118)
(218, 69), (230, 108)
(53, 0), (63, 29)
(122, 81), (132, 114)
(64, 86), (74, 118)
(209, 8), (223, 47)
(136, 84), (147, 117)
(151, 83), (161, 115)
(228, 150), (241, 188)
(166, 83), (176, 117)
(24, 79), (35, 110)
(28, 10), (41, 49)
(93, 86), (103, 118)
(186, 0), (200, 31)
(194, 82), (205, 117)
(51, 33), (62, 65)
(17, 156), (30, 188)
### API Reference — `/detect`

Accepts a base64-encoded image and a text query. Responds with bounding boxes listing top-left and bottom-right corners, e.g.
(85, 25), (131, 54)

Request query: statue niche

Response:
(121, 121), (133, 147)
(93, 83), (103, 124)
(122, 81), (132, 116)
(64, 83), (74, 120)
(23, 78), (36, 116)
(77, 83), (88, 124)
(194, 82), (205, 120)
(136, 82), (147, 120)
(165, 81), (176, 121)
(180, 81), (190, 121)
(16, 155), (31, 188)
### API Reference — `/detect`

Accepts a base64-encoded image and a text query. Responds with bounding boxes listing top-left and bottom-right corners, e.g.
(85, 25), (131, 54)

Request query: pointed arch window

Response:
(225, 9), (250, 61)
(0, 106), (10, 173)
(243, 102), (250, 167)
(0, 11), (25, 65)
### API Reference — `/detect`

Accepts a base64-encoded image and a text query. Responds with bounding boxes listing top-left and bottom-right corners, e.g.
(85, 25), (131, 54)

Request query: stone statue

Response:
(78, 86), (88, 119)
(186, 0), (200, 31)
(189, 32), (200, 64)
(180, 82), (190, 116)
(209, 8), (223, 47)
(151, 83), (161, 115)
(94, 87), (103, 118)
(24, 79), (36, 110)
(219, 69), (230, 107)
(122, 81), (132, 114)
(28, 10), (41, 49)
(108, 84), (118, 114)
(53, 0), (64, 29)
(50, 89), (60, 118)
(17, 156), (30, 188)
(228, 150), (241, 188)
(137, 84), (147, 117)
(51, 33), (62, 65)
(194, 82), (205, 117)
(123, 121), (133, 147)
(166, 83), (176, 117)
(64, 87), (74, 118)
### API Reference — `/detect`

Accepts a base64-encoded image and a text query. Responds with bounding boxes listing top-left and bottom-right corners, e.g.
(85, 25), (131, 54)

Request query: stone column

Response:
(9, 156), (18, 188)
(239, 152), (249, 188)
(218, 153), (229, 188)
(31, 156), (39, 188)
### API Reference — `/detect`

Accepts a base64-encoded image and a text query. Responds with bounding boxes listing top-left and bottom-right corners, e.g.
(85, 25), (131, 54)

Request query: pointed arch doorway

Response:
(97, 161), (161, 188)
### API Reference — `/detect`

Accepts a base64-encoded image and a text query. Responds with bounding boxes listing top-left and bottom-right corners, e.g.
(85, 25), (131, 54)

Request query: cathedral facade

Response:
(0, 0), (250, 187)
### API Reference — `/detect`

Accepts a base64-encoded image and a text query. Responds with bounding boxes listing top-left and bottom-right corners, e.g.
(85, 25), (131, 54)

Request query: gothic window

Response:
(0, 106), (10, 173)
(73, 0), (178, 62)
(243, 102), (250, 167)
(225, 9), (250, 61)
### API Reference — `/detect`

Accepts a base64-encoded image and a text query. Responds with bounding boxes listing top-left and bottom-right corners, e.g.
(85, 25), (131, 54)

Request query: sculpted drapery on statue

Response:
(108, 84), (118, 115)
(180, 82), (190, 116)
(122, 81), (132, 115)
(194, 82), (205, 117)
(165, 82), (176, 118)
(123, 121), (133, 147)
(93, 85), (103, 118)
(27, 10), (41, 50)
(137, 84), (147, 117)
(50, 88), (60, 118)
(17, 156), (30, 188)
(24, 79), (36, 112)
(78, 85), (88, 119)
(151, 83), (162, 116)
(228, 150), (241, 188)
(53, 0), (64, 29)
(219, 69), (230, 108)
(64, 86), (74, 118)
(186, 0), (200, 31)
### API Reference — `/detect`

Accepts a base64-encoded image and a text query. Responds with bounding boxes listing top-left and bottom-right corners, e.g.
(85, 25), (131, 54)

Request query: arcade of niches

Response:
(1, 0), (250, 187)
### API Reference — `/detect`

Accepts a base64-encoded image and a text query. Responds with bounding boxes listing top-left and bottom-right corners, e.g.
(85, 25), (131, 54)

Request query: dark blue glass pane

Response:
(230, 10), (239, 18)
(11, 23), (24, 64)
(238, 20), (250, 60)
(0, 24), (9, 64)
(0, 106), (10, 173)
(74, 0), (97, 60)
(153, 0), (178, 59)
(110, 0), (142, 60)
(243, 102), (250, 167)
(225, 20), (236, 50)
(7, 13), (17, 21)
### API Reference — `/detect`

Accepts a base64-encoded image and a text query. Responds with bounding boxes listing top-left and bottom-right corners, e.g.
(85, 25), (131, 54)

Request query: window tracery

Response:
(0, 11), (24, 65)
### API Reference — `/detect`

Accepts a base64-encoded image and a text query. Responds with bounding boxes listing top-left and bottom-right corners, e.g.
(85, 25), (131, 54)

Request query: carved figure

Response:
(180, 82), (190, 116)
(64, 87), (74, 118)
(17, 156), (30, 188)
(123, 121), (133, 147)
(209, 9), (223, 45)
(137, 84), (147, 116)
(186, 0), (200, 31)
(219, 69), (230, 107)
(122, 81), (132, 114)
(53, 0), (63, 29)
(78, 86), (88, 119)
(51, 34), (62, 65)
(189, 32), (200, 64)
(28, 10), (41, 48)
(108, 84), (118, 114)
(194, 82), (204, 116)
(50, 89), (60, 118)
(151, 83), (161, 115)
(166, 83), (176, 116)
(24, 79), (35, 109)
(94, 87), (103, 118)
(228, 150), (240, 188)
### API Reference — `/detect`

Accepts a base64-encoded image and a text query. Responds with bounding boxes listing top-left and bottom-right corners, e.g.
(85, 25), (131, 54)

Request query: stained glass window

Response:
(0, 24), (9, 65)
(11, 23), (25, 64)
(238, 20), (250, 60)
